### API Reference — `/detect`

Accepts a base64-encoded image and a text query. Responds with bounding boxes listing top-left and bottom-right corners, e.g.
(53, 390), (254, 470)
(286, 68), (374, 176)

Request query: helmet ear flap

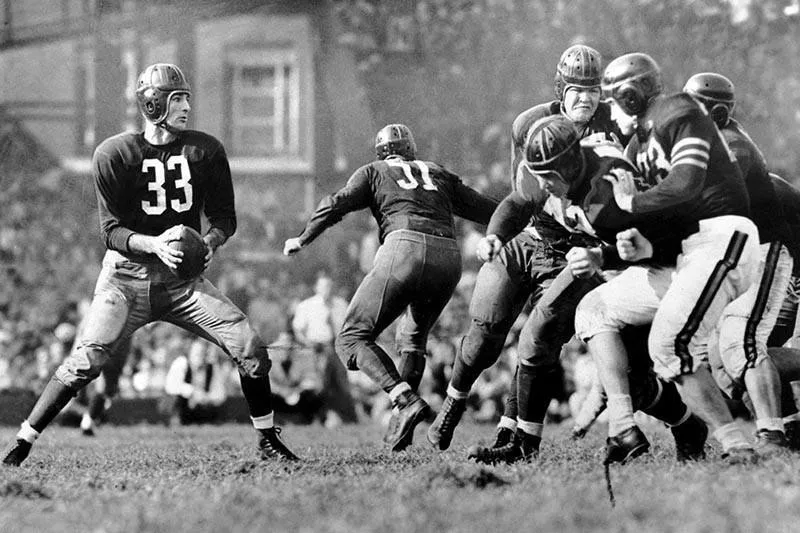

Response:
(616, 83), (647, 115)
(708, 103), (731, 128)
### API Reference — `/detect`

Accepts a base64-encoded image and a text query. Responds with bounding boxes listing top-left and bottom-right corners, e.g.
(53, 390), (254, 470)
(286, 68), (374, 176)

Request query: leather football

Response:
(168, 226), (207, 280)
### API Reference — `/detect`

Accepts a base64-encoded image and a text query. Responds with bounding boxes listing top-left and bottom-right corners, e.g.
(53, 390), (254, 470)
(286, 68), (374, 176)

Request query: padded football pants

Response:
(55, 250), (271, 390)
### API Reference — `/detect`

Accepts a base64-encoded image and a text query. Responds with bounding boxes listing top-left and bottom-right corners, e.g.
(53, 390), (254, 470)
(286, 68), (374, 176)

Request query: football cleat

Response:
(755, 429), (789, 457)
(258, 427), (300, 461)
(386, 390), (430, 452)
(383, 408), (399, 444)
(784, 420), (800, 451)
(721, 445), (758, 465)
(2, 439), (32, 467)
(491, 426), (516, 448)
(426, 395), (467, 451)
(468, 432), (539, 465)
(671, 413), (708, 462)
(81, 427), (96, 438)
(604, 426), (650, 465)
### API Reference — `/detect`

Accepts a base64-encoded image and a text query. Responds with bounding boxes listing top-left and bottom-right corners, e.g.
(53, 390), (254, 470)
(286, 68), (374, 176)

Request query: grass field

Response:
(0, 418), (798, 533)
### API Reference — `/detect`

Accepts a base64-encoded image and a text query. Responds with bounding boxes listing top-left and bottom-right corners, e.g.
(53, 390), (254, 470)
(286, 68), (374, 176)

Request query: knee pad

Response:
(460, 319), (507, 370)
(56, 343), (110, 389)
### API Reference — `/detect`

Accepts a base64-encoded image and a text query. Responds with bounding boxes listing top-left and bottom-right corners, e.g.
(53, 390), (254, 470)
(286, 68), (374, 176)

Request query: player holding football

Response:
(427, 44), (626, 453)
(576, 53), (760, 464)
(683, 72), (797, 453)
(2, 63), (299, 466)
(283, 124), (497, 451)
(464, 116), (706, 464)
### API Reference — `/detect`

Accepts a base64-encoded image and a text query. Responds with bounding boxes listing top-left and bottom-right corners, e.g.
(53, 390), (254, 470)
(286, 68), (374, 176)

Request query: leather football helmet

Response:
(524, 115), (582, 181)
(375, 124), (417, 160)
(135, 63), (192, 125)
(601, 53), (663, 116)
(683, 72), (735, 128)
(554, 44), (603, 101)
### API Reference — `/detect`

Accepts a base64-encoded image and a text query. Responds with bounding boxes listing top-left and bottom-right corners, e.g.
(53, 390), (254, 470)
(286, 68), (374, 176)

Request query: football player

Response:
(464, 116), (705, 464)
(576, 52), (761, 464)
(427, 44), (625, 453)
(2, 63), (299, 466)
(684, 72), (797, 453)
(283, 123), (497, 451)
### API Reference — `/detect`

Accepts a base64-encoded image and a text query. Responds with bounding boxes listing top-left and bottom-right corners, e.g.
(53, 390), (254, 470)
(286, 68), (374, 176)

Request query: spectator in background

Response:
(162, 339), (229, 426)
(292, 272), (358, 426)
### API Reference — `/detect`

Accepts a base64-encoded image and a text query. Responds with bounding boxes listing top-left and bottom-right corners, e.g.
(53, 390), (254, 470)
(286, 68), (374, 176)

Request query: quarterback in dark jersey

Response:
(463, 115), (705, 464)
(2, 63), (298, 467)
(283, 124), (497, 451)
(576, 53), (761, 465)
(427, 45), (626, 453)
(684, 72), (796, 454)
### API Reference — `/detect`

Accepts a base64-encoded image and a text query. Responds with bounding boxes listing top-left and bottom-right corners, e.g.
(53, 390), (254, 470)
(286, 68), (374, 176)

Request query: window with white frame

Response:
(227, 48), (300, 159)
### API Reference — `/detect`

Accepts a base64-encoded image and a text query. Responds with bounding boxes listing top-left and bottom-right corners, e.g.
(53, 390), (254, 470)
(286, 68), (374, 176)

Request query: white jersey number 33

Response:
(141, 155), (194, 215)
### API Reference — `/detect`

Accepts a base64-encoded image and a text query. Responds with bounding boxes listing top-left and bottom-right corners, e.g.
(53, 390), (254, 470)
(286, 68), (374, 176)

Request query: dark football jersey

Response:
(722, 118), (788, 245)
(490, 143), (675, 256)
(624, 93), (750, 232)
(510, 100), (626, 249)
(94, 130), (236, 252)
(298, 157), (497, 244)
(769, 174), (800, 267)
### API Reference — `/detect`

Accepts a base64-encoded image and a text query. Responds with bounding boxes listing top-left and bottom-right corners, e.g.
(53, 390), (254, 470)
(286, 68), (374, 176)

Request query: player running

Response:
(2, 63), (299, 467)
(576, 53), (760, 465)
(283, 124), (497, 451)
(465, 116), (706, 464)
(684, 72), (797, 454)
(427, 44), (625, 454)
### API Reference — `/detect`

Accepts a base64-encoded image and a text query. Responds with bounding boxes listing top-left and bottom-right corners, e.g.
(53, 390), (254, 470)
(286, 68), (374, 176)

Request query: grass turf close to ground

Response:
(0, 420), (798, 533)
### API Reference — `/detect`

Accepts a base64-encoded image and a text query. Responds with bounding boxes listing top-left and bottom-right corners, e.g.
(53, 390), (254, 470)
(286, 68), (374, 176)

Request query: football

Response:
(168, 225), (208, 280)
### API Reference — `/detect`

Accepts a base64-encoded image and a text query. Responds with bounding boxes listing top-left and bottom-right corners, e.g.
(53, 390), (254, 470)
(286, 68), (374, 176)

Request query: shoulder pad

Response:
(647, 93), (704, 131)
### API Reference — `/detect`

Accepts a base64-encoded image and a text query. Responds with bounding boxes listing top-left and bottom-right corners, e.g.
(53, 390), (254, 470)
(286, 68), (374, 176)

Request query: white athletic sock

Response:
(17, 420), (40, 444)
(80, 413), (94, 431)
(388, 382), (411, 403)
(607, 394), (635, 436)
(446, 384), (469, 400)
(516, 419), (544, 438)
(497, 416), (517, 432)
(251, 413), (274, 430)
(713, 421), (751, 452)
(756, 417), (785, 433)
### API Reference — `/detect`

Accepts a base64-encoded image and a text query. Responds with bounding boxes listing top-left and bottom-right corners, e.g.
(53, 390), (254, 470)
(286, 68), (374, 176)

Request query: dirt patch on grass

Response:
(0, 480), (51, 499)
(417, 463), (511, 489)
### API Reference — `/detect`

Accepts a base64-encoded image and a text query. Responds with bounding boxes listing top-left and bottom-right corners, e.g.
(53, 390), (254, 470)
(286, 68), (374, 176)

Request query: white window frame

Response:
(227, 47), (304, 168)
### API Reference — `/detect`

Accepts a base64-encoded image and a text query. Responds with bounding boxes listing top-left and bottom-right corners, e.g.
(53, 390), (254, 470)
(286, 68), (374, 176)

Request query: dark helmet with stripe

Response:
(683, 72), (735, 128)
(554, 45), (603, 101)
(375, 124), (417, 160)
(524, 115), (582, 181)
(601, 53), (663, 116)
(135, 63), (192, 125)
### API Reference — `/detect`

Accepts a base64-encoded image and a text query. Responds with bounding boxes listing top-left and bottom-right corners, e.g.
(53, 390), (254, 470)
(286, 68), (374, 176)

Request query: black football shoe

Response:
(491, 426), (515, 448)
(604, 426), (650, 465)
(386, 390), (430, 452)
(721, 445), (758, 465)
(755, 429), (789, 457)
(468, 431), (539, 465)
(258, 427), (300, 461)
(426, 395), (467, 451)
(784, 420), (800, 451)
(2, 439), (32, 467)
(671, 413), (708, 462)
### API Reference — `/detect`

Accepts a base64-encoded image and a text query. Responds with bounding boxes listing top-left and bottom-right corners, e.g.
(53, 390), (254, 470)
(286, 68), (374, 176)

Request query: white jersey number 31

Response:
(141, 155), (194, 215)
